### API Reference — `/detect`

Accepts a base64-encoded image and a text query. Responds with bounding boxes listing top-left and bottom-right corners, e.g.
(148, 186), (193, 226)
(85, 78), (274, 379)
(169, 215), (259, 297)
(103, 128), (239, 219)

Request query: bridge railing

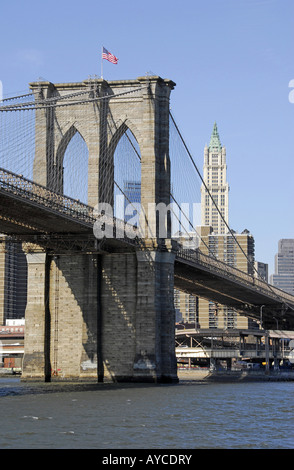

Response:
(177, 248), (294, 305)
(0, 167), (96, 224)
(0, 167), (139, 246)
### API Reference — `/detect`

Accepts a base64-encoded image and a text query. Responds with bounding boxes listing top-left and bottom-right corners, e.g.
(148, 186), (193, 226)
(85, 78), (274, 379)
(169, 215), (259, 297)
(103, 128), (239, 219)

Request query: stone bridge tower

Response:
(22, 76), (179, 383)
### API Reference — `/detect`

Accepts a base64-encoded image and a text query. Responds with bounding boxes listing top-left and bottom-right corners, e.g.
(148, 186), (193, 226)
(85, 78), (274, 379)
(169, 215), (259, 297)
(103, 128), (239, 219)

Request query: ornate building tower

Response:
(201, 122), (229, 234)
(197, 123), (256, 330)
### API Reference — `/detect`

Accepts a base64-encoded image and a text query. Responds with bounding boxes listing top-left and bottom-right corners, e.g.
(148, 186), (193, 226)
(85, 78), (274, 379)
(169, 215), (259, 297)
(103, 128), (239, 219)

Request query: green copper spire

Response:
(209, 122), (222, 151)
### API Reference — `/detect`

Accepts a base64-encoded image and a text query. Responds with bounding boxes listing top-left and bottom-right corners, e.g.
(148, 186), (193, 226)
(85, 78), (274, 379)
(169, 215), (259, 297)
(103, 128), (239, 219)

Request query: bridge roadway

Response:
(1, 168), (294, 329)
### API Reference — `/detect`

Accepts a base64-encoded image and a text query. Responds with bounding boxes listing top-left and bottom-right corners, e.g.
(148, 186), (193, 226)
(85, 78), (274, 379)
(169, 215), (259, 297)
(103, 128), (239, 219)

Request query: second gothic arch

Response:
(55, 124), (87, 167)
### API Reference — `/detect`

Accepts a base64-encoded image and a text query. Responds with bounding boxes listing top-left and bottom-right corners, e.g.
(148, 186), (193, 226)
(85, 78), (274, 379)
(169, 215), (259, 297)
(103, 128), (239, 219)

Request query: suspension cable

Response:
(0, 85), (148, 112)
(1, 92), (34, 102)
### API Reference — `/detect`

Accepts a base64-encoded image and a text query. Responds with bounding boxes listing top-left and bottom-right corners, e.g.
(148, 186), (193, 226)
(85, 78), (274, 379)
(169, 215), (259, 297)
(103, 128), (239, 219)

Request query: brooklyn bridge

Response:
(0, 76), (293, 382)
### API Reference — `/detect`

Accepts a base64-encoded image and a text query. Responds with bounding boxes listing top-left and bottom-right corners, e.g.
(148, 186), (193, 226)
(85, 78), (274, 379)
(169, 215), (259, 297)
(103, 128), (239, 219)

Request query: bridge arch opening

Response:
(57, 125), (89, 204)
(111, 124), (141, 225)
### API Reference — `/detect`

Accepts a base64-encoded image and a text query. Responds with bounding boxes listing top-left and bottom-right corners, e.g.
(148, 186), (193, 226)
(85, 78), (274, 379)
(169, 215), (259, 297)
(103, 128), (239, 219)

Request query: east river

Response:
(0, 376), (293, 450)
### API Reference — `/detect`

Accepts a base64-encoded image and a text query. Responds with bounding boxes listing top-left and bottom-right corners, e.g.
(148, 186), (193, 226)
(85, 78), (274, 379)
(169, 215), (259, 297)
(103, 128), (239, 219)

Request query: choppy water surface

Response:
(0, 378), (293, 449)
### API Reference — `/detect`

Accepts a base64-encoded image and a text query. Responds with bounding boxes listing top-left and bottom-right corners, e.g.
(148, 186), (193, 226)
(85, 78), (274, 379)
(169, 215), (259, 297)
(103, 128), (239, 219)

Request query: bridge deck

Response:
(175, 251), (294, 327)
(1, 168), (294, 328)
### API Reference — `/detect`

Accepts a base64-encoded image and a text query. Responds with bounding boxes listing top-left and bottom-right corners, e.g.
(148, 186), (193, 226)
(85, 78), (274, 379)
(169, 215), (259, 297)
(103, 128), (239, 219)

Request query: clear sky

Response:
(0, 0), (293, 276)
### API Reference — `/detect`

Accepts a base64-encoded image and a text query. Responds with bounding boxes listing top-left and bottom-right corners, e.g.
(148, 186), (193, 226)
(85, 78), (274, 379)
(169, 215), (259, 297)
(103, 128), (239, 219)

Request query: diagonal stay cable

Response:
(169, 110), (294, 311)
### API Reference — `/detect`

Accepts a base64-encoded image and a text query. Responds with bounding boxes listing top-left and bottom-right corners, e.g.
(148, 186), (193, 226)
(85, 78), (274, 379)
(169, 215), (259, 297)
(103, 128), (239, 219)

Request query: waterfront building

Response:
(0, 236), (27, 324)
(174, 289), (197, 324)
(270, 239), (294, 295)
(174, 225), (257, 328)
(0, 318), (25, 370)
(196, 226), (256, 329)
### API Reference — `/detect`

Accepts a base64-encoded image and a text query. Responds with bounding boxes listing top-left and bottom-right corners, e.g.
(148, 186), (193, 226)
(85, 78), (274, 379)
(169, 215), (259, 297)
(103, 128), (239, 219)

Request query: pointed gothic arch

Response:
(54, 124), (89, 202)
(111, 123), (142, 223)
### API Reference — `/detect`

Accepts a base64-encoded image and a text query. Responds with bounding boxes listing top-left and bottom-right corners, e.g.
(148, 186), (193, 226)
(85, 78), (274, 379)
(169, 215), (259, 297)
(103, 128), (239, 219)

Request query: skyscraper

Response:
(197, 226), (256, 329)
(123, 180), (141, 225)
(196, 123), (256, 329)
(201, 122), (229, 234)
(270, 239), (294, 295)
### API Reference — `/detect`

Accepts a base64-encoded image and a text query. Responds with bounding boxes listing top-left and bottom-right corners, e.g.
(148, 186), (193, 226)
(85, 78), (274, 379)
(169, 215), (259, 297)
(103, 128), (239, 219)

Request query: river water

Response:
(0, 377), (293, 450)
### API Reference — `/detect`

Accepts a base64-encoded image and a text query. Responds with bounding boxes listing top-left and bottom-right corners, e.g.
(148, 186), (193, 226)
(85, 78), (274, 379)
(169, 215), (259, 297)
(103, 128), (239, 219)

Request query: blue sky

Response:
(0, 0), (293, 275)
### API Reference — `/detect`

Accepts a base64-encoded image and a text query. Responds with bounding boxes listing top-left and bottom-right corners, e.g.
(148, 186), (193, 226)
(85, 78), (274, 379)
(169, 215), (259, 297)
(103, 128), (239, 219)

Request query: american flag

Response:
(102, 47), (118, 64)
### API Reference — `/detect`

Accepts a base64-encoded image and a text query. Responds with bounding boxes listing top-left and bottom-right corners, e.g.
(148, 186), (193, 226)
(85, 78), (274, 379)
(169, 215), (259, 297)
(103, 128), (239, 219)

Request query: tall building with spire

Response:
(201, 122), (229, 234)
(175, 123), (257, 329)
(196, 123), (256, 329)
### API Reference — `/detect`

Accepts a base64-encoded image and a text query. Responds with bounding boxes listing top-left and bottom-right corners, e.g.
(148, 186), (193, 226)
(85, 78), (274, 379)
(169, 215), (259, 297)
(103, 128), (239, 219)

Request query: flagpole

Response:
(101, 46), (103, 79)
